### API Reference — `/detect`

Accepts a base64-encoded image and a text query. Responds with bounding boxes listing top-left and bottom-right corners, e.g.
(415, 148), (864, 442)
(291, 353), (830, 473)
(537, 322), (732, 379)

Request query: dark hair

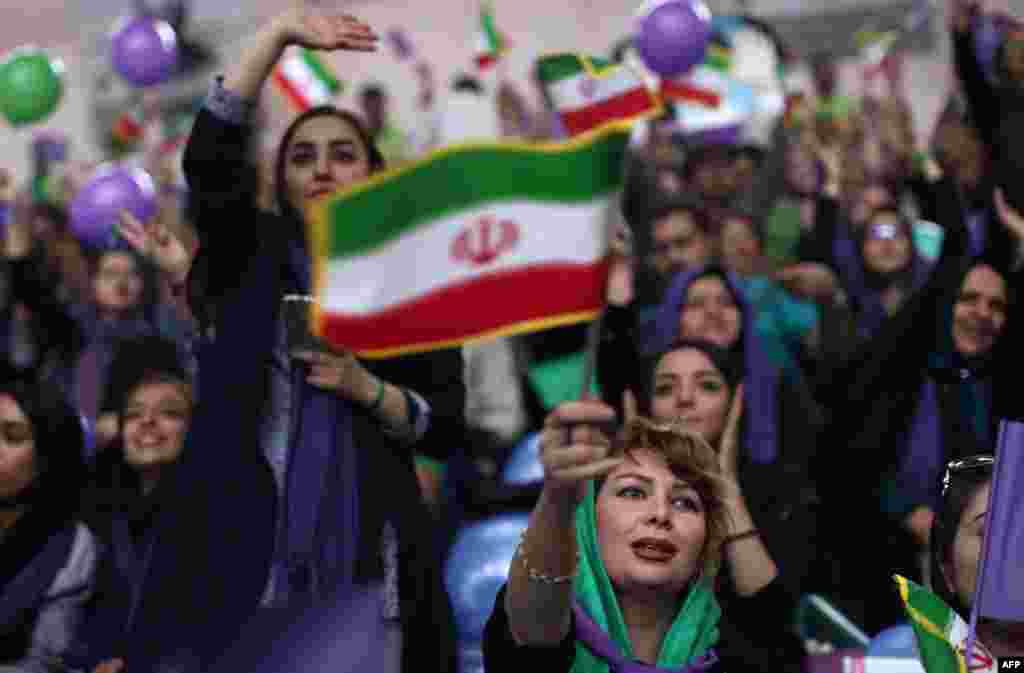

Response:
(101, 334), (192, 415)
(637, 338), (742, 417)
(930, 459), (993, 618)
(85, 246), (161, 317)
(0, 376), (85, 512)
(643, 194), (708, 233)
(273, 106), (386, 225)
(715, 207), (764, 244)
(452, 73), (484, 95)
(358, 83), (386, 100)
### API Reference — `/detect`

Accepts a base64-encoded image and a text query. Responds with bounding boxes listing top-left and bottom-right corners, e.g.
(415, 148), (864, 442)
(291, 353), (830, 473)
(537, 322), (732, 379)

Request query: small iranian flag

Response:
(306, 127), (630, 358)
(660, 64), (729, 108)
(536, 53), (662, 138)
(894, 576), (998, 673)
(474, 2), (507, 70)
(273, 47), (343, 111)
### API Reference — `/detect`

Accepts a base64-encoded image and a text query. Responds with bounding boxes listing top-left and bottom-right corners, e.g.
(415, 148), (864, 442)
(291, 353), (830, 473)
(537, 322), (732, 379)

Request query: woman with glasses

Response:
(814, 186), (1024, 633)
(931, 455), (1024, 657)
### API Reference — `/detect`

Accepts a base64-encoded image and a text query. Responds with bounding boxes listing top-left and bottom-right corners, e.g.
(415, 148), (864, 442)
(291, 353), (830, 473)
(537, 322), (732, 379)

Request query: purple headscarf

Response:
(831, 214), (934, 339)
(646, 266), (779, 464)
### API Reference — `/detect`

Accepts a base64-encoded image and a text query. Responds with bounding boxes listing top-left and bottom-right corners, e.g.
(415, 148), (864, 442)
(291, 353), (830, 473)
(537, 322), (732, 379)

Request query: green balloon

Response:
(0, 46), (64, 126)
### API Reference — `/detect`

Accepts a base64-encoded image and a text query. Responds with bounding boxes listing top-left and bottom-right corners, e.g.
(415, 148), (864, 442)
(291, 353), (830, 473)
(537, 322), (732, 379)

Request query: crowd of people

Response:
(1, 0), (1022, 671)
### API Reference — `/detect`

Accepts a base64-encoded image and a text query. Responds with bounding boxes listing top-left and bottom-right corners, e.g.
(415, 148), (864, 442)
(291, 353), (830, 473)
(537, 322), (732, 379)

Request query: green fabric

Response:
(528, 350), (601, 410)
(414, 454), (447, 479)
(815, 96), (856, 121)
(570, 483), (721, 673)
(763, 201), (804, 267)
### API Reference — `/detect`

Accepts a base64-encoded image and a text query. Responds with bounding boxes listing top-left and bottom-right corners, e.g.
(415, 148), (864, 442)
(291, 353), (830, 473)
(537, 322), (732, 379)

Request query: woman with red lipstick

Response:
(108, 4), (463, 670)
(484, 410), (801, 673)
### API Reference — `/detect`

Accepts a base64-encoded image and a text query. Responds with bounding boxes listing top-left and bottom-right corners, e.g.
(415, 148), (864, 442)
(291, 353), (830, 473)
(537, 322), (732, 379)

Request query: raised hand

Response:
(775, 262), (841, 302)
(539, 400), (622, 504)
(292, 348), (376, 404)
(994, 188), (1024, 242)
(272, 3), (379, 52)
(117, 210), (192, 284)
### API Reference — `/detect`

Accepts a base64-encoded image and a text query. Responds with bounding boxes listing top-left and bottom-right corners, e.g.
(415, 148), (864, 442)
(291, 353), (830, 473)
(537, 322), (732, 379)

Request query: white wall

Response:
(1, 0), (964, 184)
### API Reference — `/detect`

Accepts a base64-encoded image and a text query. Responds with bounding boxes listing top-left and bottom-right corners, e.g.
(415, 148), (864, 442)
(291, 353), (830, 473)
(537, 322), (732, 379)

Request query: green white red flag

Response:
(306, 127), (631, 358)
(535, 53), (663, 137)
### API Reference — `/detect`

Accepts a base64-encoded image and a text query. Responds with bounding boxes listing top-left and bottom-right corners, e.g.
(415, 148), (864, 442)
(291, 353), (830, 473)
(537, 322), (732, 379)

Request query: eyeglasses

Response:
(941, 455), (994, 496)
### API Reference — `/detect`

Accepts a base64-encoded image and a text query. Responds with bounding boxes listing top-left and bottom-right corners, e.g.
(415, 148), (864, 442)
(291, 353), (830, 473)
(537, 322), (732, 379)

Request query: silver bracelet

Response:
(515, 531), (580, 584)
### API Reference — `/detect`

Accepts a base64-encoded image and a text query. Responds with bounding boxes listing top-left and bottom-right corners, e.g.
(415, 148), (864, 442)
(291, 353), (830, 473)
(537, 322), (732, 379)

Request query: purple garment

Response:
(891, 379), (944, 513)
(830, 221), (934, 339)
(572, 603), (719, 673)
(973, 420), (1024, 621)
(647, 266), (779, 464)
(965, 210), (987, 259)
(278, 238), (358, 602)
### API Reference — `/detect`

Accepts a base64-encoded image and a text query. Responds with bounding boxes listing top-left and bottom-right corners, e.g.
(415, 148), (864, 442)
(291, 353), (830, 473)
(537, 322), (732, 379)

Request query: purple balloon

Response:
(635, 0), (713, 77)
(111, 15), (178, 87)
(69, 165), (157, 248)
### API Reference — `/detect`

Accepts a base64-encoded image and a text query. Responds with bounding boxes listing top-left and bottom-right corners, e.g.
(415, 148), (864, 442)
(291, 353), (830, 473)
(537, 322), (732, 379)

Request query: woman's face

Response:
(282, 115), (372, 215)
(651, 348), (731, 444)
(944, 481), (990, 612)
(121, 381), (191, 470)
(93, 252), (144, 314)
(677, 276), (742, 349)
(719, 216), (761, 277)
(0, 394), (36, 500)
(952, 265), (1008, 357)
(862, 212), (912, 275)
(596, 448), (707, 599)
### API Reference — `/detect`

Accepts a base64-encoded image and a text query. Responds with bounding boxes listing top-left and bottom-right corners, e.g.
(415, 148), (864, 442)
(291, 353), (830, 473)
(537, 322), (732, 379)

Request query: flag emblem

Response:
(451, 215), (520, 266)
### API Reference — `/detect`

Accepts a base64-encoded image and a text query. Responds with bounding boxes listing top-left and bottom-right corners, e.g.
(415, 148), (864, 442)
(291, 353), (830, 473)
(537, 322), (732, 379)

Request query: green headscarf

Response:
(570, 483), (721, 673)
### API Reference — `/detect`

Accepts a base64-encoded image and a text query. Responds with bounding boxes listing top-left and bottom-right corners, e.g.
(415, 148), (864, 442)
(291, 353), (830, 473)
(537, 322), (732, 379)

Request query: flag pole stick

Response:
(964, 419), (1009, 669)
(579, 313), (602, 401)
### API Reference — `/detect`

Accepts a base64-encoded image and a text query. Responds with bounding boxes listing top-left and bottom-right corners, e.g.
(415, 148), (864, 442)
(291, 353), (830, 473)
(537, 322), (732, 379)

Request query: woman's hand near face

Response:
(716, 384), (744, 485)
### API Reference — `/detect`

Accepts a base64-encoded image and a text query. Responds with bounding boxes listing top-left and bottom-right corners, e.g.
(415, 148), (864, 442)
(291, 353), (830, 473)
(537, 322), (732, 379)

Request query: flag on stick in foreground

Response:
(894, 575), (997, 673)
(306, 126), (630, 358)
(535, 53), (662, 137)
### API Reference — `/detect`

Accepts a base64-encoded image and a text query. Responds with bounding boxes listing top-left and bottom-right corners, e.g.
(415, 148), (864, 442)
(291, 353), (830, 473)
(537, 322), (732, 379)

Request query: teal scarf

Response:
(571, 484), (721, 673)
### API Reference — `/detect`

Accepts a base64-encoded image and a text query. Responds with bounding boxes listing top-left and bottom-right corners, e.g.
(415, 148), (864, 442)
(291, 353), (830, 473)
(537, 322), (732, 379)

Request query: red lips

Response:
(631, 537), (679, 561)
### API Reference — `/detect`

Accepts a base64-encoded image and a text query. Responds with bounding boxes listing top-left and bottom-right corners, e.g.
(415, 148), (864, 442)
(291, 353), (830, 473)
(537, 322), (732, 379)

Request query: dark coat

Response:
(117, 108), (462, 672)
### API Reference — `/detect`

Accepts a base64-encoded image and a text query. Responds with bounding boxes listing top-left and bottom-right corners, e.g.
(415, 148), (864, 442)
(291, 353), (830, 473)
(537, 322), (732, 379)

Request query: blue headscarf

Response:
(646, 266), (779, 464)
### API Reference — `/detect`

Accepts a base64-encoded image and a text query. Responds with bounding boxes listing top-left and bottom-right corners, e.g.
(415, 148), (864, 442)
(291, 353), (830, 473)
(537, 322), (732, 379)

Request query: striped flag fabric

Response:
(893, 576), (997, 673)
(974, 420), (1024, 622)
(306, 126), (631, 359)
(273, 47), (343, 111)
(535, 53), (663, 138)
(666, 66), (755, 143)
(660, 64), (728, 108)
(474, 2), (507, 70)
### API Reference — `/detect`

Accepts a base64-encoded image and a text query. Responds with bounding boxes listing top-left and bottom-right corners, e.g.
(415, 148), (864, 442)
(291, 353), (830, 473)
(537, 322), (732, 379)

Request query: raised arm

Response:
(950, 1), (1000, 149)
(504, 401), (621, 646)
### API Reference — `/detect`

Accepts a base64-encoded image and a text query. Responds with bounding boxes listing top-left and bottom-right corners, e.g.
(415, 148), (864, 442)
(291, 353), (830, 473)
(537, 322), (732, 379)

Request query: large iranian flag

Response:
(893, 576), (997, 673)
(307, 127), (629, 358)
(536, 53), (662, 137)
